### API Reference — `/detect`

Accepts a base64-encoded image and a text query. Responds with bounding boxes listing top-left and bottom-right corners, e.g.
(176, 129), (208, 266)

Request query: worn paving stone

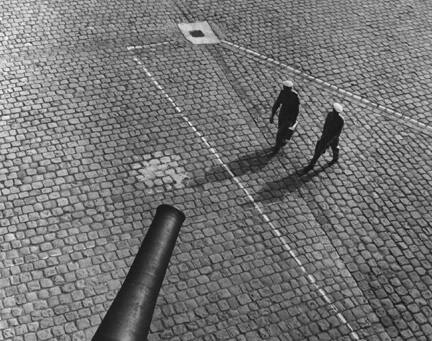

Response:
(0, 0), (431, 341)
(174, 0), (432, 126)
(125, 43), (386, 340)
(195, 44), (431, 340)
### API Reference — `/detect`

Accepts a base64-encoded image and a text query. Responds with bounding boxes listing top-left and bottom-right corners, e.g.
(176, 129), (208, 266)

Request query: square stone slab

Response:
(178, 21), (220, 44)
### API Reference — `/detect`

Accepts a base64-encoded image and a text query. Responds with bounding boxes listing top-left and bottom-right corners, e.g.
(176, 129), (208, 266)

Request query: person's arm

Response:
(270, 92), (282, 123)
(333, 117), (344, 138)
(326, 117), (344, 144)
(322, 113), (331, 134)
(291, 95), (300, 123)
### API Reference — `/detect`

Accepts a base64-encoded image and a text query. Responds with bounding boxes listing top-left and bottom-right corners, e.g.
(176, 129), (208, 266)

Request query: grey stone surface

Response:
(0, 0), (431, 341)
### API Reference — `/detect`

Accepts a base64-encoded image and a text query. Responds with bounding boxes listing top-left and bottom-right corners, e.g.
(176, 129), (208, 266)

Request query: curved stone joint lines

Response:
(220, 39), (432, 137)
(131, 53), (362, 341)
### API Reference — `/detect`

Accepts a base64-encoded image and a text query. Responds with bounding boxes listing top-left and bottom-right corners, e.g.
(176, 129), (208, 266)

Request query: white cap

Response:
(333, 103), (344, 113)
(283, 80), (293, 87)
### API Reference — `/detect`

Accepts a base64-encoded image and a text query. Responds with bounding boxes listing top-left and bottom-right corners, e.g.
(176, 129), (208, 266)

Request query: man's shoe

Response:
(270, 146), (280, 156)
(328, 157), (338, 165)
(298, 164), (313, 175)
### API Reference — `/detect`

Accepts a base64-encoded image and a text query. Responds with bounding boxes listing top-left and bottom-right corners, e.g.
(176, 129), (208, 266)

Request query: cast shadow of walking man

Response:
(253, 163), (332, 204)
(191, 147), (275, 186)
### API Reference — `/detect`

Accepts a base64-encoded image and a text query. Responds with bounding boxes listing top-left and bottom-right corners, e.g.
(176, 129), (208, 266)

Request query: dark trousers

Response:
(309, 137), (339, 166)
(275, 121), (295, 149)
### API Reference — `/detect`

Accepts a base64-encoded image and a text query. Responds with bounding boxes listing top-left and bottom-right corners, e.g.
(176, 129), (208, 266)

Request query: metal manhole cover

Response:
(178, 21), (220, 44)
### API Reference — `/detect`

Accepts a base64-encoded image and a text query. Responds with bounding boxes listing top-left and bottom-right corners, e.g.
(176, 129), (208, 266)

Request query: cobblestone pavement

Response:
(176, 0), (432, 126)
(0, 1), (431, 341)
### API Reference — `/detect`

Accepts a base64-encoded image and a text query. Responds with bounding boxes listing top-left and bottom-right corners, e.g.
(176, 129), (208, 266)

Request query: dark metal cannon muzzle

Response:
(92, 204), (185, 341)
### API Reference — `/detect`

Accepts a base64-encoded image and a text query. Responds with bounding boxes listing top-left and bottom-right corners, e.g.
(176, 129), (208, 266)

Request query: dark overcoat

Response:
(272, 88), (300, 127)
(320, 110), (344, 145)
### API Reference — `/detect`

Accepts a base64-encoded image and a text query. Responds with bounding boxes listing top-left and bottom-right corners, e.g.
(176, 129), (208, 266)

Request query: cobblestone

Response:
(0, 0), (431, 340)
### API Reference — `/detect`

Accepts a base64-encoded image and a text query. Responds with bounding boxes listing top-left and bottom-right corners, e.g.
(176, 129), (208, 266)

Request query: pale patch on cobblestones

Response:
(0, 0), (430, 340)
(0, 57), (13, 70)
(131, 154), (189, 190)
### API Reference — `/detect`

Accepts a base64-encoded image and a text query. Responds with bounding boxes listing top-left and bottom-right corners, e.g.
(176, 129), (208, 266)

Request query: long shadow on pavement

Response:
(190, 144), (335, 206)
(190, 147), (275, 186)
(253, 163), (333, 204)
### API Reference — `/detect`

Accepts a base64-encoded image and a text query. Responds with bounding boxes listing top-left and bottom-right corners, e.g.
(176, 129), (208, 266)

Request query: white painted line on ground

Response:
(316, 285), (333, 304)
(290, 250), (302, 265)
(167, 97), (177, 105)
(338, 312), (347, 324)
(308, 274), (316, 284)
(127, 42), (171, 50)
(132, 55), (361, 341)
(220, 40), (432, 136)
(352, 332), (361, 339)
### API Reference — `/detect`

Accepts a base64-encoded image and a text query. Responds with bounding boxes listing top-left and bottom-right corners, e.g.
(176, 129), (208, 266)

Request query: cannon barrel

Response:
(92, 204), (185, 341)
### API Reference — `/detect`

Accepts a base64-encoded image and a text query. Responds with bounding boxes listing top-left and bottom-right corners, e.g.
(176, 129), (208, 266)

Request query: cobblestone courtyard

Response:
(0, 0), (431, 340)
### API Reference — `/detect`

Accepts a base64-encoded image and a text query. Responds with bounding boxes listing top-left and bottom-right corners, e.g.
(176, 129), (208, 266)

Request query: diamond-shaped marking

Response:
(178, 21), (219, 44)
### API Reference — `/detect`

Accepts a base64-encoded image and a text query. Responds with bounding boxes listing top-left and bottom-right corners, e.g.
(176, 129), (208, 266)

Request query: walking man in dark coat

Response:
(299, 103), (345, 174)
(270, 80), (300, 154)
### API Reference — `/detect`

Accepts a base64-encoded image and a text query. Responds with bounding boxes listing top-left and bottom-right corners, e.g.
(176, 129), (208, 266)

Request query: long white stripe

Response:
(221, 39), (432, 136)
(127, 42), (171, 50)
(132, 56), (361, 341)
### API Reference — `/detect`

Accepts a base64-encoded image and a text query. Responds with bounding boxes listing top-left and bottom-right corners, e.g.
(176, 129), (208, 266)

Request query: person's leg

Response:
(300, 139), (324, 173)
(310, 139), (325, 166)
(272, 129), (284, 153)
(273, 122), (288, 153)
(329, 137), (339, 164)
